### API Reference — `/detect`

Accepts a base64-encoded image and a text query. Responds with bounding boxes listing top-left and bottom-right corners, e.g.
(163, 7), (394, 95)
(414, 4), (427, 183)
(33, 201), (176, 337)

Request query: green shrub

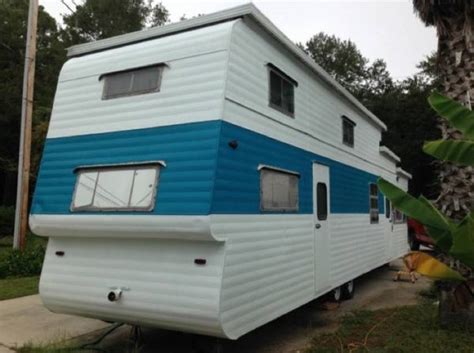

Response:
(0, 205), (15, 237)
(0, 238), (46, 279)
(4, 246), (45, 277)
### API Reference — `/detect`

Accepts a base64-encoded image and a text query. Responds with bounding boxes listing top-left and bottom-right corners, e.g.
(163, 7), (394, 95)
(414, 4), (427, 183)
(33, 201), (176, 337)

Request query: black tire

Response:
(408, 231), (420, 251)
(330, 286), (342, 302)
(341, 280), (355, 300)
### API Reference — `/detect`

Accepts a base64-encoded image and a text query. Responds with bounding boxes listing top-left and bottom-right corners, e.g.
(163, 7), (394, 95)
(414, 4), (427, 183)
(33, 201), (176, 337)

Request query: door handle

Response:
(315, 223), (321, 229)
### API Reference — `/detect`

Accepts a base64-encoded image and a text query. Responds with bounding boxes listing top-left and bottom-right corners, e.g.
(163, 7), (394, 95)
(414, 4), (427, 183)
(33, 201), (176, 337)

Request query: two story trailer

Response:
(30, 4), (411, 340)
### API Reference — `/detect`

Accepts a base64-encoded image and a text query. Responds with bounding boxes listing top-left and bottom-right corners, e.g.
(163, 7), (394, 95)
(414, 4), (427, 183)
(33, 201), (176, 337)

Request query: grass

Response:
(17, 339), (75, 353)
(0, 276), (39, 300)
(306, 302), (474, 353)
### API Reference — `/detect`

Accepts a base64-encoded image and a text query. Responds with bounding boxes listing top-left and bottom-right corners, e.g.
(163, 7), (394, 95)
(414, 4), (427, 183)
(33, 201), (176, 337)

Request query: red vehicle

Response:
(407, 218), (435, 250)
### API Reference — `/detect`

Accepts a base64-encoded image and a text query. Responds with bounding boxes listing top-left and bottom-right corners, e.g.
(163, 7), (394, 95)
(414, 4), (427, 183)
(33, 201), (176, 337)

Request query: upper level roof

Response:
(67, 3), (387, 132)
(396, 168), (412, 180)
(379, 146), (401, 163)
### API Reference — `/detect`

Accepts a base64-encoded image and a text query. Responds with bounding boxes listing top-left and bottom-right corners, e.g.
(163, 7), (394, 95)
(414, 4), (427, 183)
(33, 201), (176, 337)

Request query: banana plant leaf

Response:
(378, 179), (453, 252)
(428, 92), (474, 140)
(450, 212), (474, 270)
(423, 140), (474, 165)
(378, 179), (450, 231)
(418, 195), (454, 251)
(404, 251), (465, 281)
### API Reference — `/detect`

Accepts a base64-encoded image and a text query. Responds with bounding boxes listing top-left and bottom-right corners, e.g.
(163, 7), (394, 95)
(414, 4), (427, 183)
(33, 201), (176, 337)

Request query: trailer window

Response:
(268, 64), (296, 117)
(260, 167), (299, 212)
(316, 182), (328, 220)
(101, 65), (163, 100)
(393, 209), (406, 223)
(71, 164), (160, 211)
(369, 183), (379, 223)
(342, 116), (355, 147)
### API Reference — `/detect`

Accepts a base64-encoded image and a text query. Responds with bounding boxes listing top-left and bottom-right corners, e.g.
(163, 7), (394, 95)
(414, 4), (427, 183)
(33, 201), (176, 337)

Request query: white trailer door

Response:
(313, 163), (331, 295)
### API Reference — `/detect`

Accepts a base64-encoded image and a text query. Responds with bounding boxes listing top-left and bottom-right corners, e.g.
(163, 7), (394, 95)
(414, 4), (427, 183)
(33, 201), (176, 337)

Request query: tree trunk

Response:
(439, 280), (474, 331)
(435, 13), (474, 221)
(433, 9), (474, 329)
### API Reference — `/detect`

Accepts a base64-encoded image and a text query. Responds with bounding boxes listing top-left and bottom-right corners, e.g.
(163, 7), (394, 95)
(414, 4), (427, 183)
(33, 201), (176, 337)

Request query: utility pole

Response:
(13, 0), (39, 250)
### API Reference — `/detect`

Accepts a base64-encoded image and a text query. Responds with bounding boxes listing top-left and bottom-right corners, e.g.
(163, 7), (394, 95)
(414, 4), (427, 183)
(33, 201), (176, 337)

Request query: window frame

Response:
(258, 164), (300, 213)
(342, 116), (356, 147)
(100, 64), (165, 100)
(369, 183), (379, 224)
(267, 63), (297, 118)
(70, 161), (164, 212)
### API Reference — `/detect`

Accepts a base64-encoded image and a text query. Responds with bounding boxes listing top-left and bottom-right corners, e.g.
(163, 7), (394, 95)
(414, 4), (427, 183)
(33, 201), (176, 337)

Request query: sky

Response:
(39, 0), (437, 80)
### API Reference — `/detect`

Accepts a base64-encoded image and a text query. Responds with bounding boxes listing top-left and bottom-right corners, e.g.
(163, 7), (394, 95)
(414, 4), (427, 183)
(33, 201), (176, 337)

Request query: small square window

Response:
(260, 167), (299, 212)
(369, 183), (379, 223)
(342, 116), (355, 147)
(101, 65), (163, 100)
(268, 64), (296, 117)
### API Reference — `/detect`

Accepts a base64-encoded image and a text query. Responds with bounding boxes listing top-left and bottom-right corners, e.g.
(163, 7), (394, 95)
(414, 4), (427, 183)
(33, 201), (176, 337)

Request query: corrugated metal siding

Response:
(391, 224), (410, 259)
(212, 213), (391, 339)
(32, 121), (221, 215)
(210, 215), (314, 339)
(40, 237), (226, 336)
(47, 21), (234, 138)
(32, 120), (385, 216)
(224, 19), (384, 171)
(329, 214), (385, 284)
(213, 121), (384, 214)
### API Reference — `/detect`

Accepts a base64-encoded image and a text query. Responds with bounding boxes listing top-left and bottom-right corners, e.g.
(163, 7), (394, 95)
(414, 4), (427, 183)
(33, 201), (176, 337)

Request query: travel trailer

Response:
(30, 3), (410, 340)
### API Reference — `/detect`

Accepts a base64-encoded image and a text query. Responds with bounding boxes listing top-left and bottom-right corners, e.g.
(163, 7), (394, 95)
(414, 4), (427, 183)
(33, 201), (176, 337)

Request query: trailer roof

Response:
(67, 3), (387, 131)
(379, 146), (401, 163)
(396, 168), (412, 180)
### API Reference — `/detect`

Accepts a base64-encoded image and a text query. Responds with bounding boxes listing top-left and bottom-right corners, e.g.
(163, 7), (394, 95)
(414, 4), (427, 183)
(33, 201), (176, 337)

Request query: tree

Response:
(304, 32), (368, 95)
(0, 1), (66, 205)
(413, 0), (474, 220)
(378, 92), (474, 328)
(370, 73), (440, 199)
(303, 33), (394, 103)
(61, 0), (169, 46)
(357, 58), (394, 107)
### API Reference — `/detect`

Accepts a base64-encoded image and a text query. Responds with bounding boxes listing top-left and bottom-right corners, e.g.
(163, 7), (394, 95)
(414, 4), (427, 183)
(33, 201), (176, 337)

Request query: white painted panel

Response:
(224, 20), (385, 170)
(37, 212), (408, 339)
(48, 21), (235, 138)
(210, 213), (405, 339)
(210, 214), (314, 339)
(30, 214), (216, 241)
(40, 237), (226, 337)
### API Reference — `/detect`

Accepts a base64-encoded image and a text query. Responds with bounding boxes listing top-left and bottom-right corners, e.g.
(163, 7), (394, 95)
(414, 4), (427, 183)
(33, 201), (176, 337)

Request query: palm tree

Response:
(413, 0), (473, 221)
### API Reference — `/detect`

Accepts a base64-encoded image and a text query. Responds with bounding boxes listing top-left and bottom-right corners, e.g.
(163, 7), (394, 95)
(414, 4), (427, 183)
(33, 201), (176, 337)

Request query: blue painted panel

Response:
(31, 121), (221, 215)
(32, 120), (385, 216)
(212, 122), (384, 214)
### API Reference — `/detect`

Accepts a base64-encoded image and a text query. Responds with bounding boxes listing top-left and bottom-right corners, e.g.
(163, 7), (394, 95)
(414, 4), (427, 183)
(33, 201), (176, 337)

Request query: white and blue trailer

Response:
(30, 3), (411, 340)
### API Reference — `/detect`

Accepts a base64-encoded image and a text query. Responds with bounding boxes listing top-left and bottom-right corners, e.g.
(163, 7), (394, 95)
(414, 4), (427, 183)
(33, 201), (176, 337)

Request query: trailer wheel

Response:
(341, 280), (355, 300)
(330, 286), (342, 302)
